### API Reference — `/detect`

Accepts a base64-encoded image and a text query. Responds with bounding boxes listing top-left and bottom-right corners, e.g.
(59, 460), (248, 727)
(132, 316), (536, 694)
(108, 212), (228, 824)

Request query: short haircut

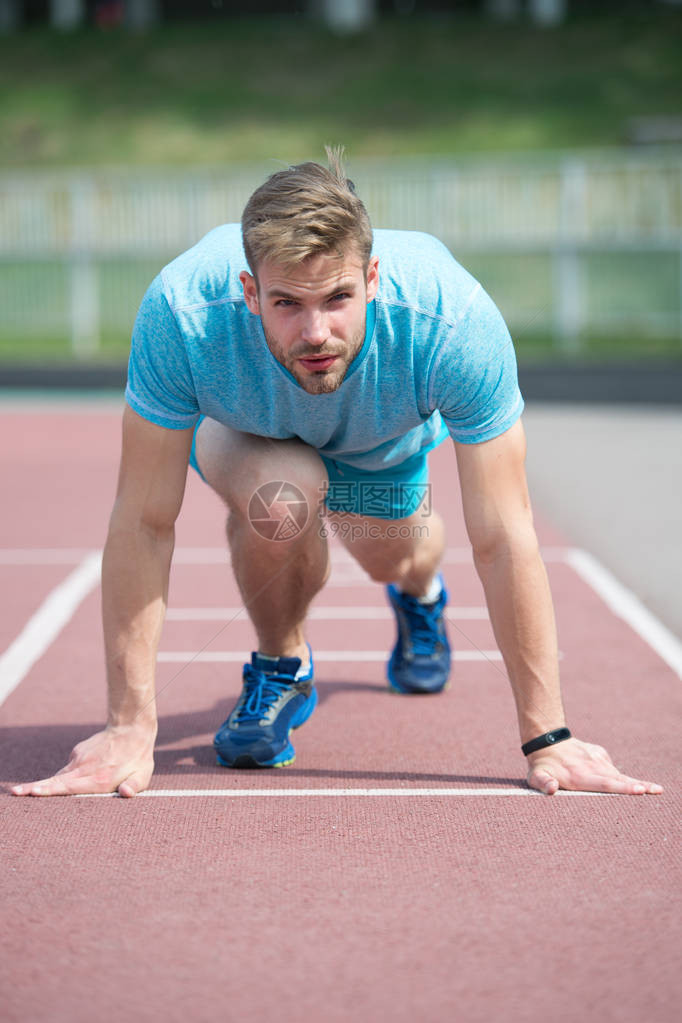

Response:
(241, 146), (373, 276)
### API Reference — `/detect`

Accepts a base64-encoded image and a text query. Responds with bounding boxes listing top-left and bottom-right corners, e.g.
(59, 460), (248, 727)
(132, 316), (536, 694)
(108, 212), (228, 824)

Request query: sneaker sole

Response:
(387, 657), (451, 695)
(215, 686), (318, 769)
(387, 677), (451, 695)
(216, 749), (296, 769)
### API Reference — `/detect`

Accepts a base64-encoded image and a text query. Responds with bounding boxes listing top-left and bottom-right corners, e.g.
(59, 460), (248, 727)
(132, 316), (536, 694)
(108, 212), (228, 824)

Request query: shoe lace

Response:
(402, 598), (442, 656)
(234, 664), (298, 723)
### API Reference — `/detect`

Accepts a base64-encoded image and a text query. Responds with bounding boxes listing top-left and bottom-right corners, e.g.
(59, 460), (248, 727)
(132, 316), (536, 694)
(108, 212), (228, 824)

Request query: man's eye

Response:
(329, 293), (350, 303)
(275, 299), (296, 307)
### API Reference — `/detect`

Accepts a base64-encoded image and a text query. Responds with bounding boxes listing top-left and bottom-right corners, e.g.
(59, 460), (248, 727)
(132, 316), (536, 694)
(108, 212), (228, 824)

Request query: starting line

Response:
(75, 787), (611, 798)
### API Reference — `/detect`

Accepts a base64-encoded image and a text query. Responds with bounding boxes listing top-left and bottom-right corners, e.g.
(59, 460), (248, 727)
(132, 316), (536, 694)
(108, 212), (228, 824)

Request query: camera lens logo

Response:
(248, 481), (309, 541)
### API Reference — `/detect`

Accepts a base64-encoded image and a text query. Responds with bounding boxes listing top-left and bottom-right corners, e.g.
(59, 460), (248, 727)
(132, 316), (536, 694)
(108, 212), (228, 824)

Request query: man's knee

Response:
(195, 419), (328, 516)
(361, 555), (413, 585)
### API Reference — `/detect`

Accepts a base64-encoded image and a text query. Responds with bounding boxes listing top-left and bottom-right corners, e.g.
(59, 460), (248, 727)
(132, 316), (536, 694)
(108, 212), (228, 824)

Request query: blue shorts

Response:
(189, 417), (444, 521)
(319, 450), (434, 520)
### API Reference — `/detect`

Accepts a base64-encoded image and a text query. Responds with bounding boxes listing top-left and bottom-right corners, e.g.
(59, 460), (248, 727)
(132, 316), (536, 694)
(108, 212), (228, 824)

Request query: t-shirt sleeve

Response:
(428, 284), (524, 444)
(125, 273), (200, 430)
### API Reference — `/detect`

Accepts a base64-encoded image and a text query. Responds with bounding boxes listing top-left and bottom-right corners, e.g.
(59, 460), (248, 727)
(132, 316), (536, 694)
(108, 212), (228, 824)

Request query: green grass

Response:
(1, 9), (681, 167)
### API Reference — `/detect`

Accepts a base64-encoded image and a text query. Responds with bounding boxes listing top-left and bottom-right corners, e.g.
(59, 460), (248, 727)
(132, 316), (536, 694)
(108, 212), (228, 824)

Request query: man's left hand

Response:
(526, 737), (663, 795)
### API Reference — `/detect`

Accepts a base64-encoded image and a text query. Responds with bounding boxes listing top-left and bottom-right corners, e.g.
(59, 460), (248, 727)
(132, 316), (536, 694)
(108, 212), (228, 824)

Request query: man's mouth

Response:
(298, 355), (339, 372)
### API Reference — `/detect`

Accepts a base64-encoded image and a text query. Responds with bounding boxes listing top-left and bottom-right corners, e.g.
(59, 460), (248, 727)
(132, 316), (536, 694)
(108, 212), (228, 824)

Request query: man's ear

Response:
(366, 256), (379, 302)
(240, 270), (260, 315)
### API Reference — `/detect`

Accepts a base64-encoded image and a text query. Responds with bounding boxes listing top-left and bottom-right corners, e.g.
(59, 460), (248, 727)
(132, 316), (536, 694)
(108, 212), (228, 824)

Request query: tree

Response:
(309, 0), (376, 33)
(0, 0), (21, 33)
(50, 0), (86, 30)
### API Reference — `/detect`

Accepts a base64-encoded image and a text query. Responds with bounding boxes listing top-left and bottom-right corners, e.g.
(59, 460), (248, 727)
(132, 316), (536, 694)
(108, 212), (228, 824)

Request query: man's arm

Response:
(454, 418), (662, 795)
(12, 406), (194, 798)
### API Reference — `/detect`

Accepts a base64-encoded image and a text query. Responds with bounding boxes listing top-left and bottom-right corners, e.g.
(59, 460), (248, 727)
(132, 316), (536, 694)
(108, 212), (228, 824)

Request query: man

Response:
(12, 150), (661, 797)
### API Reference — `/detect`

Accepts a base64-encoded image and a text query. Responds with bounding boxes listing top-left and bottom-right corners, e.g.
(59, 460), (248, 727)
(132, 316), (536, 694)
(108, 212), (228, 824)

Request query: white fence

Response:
(1, 150), (681, 357)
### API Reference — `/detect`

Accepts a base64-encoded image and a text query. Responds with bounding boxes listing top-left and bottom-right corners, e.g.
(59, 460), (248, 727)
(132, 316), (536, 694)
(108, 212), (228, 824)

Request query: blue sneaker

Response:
(213, 646), (317, 768)
(386, 577), (451, 694)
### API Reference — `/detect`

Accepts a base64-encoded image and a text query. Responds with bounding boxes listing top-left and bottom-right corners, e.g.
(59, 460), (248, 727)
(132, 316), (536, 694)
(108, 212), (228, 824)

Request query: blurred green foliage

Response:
(1, 9), (681, 167)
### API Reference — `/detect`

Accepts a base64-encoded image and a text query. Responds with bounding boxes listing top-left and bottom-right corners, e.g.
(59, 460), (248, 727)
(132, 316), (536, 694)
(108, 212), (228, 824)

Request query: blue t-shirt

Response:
(125, 225), (523, 472)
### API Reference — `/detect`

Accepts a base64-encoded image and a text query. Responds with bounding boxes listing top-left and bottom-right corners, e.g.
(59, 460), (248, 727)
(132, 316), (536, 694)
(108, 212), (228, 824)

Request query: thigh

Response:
(326, 506), (434, 570)
(193, 417), (328, 514)
(321, 450), (442, 581)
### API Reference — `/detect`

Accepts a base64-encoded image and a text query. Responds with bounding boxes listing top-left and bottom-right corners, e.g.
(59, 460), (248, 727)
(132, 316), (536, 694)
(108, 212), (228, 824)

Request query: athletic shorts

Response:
(189, 416), (443, 521)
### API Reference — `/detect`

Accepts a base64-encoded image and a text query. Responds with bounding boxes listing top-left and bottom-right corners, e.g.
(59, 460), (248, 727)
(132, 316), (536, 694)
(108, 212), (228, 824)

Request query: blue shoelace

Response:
(234, 664), (298, 723)
(401, 597), (443, 656)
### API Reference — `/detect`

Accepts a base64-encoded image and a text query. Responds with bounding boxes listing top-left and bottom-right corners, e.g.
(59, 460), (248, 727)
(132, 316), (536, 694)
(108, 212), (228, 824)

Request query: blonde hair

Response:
(241, 146), (373, 275)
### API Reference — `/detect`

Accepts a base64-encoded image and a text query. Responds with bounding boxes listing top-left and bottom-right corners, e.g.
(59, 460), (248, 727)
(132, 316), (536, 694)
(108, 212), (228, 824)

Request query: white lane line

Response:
(566, 547), (682, 679)
(3, 546), (678, 678)
(0, 545), (570, 567)
(165, 605), (488, 621)
(325, 574), (374, 587)
(0, 552), (102, 707)
(0, 548), (97, 565)
(172, 548), (229, 564)
(170, 545), (566, 564)
(75, 787), (608, 798)
(0, 546), (229, 566)
(156, 650), (502, 663)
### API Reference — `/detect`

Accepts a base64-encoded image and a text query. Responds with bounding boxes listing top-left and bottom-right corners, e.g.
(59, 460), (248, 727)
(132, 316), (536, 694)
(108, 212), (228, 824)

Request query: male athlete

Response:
(13, 150), (661, 797)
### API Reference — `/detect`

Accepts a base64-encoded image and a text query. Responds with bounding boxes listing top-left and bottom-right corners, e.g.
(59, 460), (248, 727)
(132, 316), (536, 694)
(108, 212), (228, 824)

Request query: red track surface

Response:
(1, 405), (680, 1023)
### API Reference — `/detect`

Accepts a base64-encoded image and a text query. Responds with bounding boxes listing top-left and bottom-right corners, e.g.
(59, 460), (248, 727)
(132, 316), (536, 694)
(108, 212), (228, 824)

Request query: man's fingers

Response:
(11, 746), (93, 791)
(12, 770), (153, 797)
(11, 776), (70, 797)
(13, 773), (102, 797)
(117, 770), (150, 799)
(575, 773), (663, 795)
(528, 766), (663, 796)
(11, 726), (156, 797)
(527, 768), (559, 796)
(12, 771), (119, 797)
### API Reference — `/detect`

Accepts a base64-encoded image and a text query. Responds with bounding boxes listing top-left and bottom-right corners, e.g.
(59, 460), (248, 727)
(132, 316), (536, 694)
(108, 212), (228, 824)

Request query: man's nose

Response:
(300, 309), (329, 346)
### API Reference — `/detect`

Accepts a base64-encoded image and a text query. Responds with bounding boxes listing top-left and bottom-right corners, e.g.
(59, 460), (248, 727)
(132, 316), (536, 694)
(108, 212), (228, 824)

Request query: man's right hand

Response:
(10, 724), (156, 798)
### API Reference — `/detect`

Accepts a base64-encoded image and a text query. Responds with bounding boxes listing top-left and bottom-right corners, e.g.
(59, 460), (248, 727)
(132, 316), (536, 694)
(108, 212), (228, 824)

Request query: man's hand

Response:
(10, 724), (156, 798)
(526, 737), (663, 796)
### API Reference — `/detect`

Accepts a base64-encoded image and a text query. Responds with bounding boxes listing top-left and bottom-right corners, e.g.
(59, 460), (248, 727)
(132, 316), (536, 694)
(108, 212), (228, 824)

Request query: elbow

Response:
(140, 519), (176, 547)
(470, 523), (540, 569)
(107, 499), (177, 547)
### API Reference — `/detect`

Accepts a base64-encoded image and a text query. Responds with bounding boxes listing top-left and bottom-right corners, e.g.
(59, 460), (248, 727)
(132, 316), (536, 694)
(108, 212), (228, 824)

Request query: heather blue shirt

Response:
(125, 225), (523, 471)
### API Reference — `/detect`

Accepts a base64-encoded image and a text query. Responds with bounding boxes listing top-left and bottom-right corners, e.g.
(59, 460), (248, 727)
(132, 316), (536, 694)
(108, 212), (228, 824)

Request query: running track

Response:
(1, 402), (680, 1023)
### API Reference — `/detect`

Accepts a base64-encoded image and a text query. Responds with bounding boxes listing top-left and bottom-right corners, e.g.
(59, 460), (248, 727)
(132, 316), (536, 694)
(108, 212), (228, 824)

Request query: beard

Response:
(262, 321), (367, 395)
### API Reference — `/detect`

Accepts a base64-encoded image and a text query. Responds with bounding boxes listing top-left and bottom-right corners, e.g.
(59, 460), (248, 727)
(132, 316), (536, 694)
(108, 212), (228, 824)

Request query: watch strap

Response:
(522, 727), (572, 757)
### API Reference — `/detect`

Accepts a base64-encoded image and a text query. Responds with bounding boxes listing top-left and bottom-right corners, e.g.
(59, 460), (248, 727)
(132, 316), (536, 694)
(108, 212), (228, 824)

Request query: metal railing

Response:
(1, 149), (680, 357)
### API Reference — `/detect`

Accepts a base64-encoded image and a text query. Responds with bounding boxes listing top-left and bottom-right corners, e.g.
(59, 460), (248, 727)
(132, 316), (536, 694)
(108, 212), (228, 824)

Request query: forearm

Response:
(474, 534), (565, 745)
(101, 516), (175, 732)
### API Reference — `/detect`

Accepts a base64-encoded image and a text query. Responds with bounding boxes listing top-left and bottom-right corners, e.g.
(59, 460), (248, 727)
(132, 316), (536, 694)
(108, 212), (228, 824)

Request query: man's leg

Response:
(326, 506), (446, 595)
(195, 418), (329, 661)
(194, 418), (329, 767)
(327, 506), (451, 694)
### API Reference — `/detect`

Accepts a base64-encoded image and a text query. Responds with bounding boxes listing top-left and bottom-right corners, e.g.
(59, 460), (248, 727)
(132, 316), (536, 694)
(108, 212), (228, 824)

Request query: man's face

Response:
(240, 248), (379, 395)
